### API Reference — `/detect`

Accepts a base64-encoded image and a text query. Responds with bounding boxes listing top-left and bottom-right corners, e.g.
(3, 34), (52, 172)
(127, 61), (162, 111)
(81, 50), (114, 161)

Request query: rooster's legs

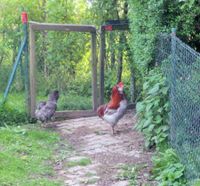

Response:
(111, 126), (115, 135)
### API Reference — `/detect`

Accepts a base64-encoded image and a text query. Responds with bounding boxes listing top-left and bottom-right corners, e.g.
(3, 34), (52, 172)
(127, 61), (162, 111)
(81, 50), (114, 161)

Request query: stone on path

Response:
(54, 111), (155, 186)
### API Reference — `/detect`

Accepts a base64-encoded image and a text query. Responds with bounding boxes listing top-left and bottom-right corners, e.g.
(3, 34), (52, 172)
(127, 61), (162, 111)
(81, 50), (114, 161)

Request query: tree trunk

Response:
(42, 0), (48, 78)
(42, 31), (48, 78)
(0, 33), (5, 67)
(12, 46), (17, 67)
(110, 32), (115, 69)
(0, 55), (4, 67)
(117, 1), (128, 82)
(130, 65), (135, 103)
(117, 32), (125, 83)
(38, 0), (48, 78)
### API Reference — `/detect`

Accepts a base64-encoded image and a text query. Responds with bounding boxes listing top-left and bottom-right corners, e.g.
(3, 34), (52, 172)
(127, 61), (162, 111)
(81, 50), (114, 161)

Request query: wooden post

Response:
(99, 26), (105, 105)
(28, 21), (98, 118)
(29, 24), (36, 118)
(91, 31), (98, 111)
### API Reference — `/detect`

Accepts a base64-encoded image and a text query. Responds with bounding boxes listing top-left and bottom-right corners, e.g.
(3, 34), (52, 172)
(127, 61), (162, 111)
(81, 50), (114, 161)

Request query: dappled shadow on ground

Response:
(51, 110), (156, 186)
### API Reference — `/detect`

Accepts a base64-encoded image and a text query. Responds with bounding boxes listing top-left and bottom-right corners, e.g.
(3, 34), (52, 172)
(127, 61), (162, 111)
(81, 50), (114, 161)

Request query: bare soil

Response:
(52, 110), (155, 186)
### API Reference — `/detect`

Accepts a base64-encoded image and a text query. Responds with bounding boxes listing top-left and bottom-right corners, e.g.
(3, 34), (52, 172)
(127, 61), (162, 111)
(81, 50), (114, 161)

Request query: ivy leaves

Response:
(135, 68), (170, 149)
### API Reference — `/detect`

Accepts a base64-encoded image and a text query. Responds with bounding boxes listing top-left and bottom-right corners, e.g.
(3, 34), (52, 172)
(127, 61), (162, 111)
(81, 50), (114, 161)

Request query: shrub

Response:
(135, 67), (170, 149)
(0, 103), (27, 126)
(152, 148), (187, 186)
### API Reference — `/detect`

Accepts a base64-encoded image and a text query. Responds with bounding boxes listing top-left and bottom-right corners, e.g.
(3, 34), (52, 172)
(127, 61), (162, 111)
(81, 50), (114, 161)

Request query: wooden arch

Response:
(29, 21), (97, 119)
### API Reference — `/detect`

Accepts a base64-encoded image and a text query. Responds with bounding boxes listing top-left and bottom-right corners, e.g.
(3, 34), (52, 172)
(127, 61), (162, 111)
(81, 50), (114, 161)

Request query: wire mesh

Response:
(156, 33), (200, 180)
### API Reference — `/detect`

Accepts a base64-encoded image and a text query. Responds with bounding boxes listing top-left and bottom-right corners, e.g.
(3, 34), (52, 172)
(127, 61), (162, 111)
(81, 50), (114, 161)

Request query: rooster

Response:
(97, 82), (128, 134)
(35, 90), (59, 123)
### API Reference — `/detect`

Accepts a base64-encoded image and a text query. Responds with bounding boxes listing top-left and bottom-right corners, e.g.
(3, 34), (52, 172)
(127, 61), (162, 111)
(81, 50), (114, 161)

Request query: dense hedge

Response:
(128, 1), (200, 184)
(128, 0), (200, 76)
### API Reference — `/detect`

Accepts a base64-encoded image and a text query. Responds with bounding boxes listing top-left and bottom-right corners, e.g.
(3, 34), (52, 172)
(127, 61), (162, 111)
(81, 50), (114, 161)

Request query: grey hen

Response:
(36, 101), (46, 110)
(35, 90), (59, 122)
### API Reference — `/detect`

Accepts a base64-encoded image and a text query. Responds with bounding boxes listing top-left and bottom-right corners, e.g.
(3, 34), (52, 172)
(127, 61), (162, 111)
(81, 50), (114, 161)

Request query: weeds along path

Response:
(53, 111), (155, 186)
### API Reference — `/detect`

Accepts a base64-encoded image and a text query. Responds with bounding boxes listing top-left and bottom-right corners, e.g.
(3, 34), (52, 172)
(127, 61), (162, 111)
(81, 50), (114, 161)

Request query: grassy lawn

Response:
(0, 92), (92, 126)
(0, 125), (62, 186)
(0, 92), (92, 185)
(0, 92), (92, 111)
(57, 94), (92, 110)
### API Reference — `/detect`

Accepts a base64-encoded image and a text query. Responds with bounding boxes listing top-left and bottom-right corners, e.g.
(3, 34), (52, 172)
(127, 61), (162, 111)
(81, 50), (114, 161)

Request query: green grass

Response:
(118, 164), (147, 186)
(0, 93), (28, 126)
(0, 92), (27, 112)
(36, 93), (92, 110)
(1, 92), (92, 111)
(0, 93), (92, 113)
(57, 94), (92, 110)
(194, 180), (200, 186)
(0, 125), (62, 186)
(0, 92), (92, 126)
(36, 92), (92, 110)
(66, 157), (92, 167)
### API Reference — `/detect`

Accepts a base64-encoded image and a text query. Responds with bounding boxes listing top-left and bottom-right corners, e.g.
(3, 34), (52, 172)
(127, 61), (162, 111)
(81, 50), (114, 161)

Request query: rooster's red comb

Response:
(117, 82), (124, 87)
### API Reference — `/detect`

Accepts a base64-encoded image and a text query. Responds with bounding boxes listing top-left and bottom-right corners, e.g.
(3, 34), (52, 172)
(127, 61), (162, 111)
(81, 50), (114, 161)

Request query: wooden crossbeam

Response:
(29, 21), (96, 32)
(55, 110), (96, 120)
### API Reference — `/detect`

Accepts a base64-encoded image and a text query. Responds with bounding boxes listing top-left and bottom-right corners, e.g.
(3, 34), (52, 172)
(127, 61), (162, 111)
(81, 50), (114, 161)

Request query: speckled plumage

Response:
(35, 90), (59, 123)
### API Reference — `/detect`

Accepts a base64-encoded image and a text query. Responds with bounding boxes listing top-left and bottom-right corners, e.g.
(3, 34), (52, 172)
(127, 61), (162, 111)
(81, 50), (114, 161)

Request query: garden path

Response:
(52, 110), (155, 186)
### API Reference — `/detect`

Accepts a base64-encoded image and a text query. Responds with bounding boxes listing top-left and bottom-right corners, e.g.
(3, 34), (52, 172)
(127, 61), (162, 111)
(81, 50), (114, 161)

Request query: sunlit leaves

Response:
(135, 68), (170, 149)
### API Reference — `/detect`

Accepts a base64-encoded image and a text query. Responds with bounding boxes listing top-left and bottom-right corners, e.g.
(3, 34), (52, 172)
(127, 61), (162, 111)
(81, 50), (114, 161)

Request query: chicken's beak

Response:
(117, 82), (124, 94)
(117, 86), (124, 94)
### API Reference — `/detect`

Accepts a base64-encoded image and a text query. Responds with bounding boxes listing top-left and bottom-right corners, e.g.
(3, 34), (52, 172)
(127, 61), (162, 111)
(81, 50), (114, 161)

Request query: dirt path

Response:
(54, 110), (155, 186)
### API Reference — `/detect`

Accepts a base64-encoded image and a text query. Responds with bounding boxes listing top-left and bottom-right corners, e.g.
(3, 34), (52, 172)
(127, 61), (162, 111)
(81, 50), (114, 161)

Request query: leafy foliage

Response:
(128, 0), (164, 74)
(0, 0), (93, 99)
(152, 148), (187, 186)
(0, 103), (27, 126)
(135, 68), (170, 149)
(128, 0), (200, 74)
(118, 165), (137, 185)
(128, 1), (200, 183)
(118, 164), (146, 185)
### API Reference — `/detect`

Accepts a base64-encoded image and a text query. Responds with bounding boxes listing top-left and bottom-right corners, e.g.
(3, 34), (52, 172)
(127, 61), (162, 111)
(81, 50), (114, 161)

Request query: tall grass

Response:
(0, 92), (92, 126)
(0, 93), (27, 126)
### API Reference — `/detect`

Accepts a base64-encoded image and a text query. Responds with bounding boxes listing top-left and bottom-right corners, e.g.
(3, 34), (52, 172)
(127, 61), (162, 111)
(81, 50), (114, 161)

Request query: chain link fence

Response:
(156, 32), (200, 180)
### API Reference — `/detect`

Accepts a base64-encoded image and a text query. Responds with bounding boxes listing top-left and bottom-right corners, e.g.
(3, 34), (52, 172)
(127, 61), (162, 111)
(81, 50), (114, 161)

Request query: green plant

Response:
(0, 102), (27, 126)
(57, 94), (92, 110)
(118, 164), (146, 186)
(0, 125), (61, 185)
(66, 157), (91, 167)
(152, 148), (187, 186)
(193, 179), (200, 186)
(135, 68), (170, 149)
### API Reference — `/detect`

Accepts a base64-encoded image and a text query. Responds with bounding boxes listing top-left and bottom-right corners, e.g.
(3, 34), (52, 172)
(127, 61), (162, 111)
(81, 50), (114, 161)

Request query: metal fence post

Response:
(170, 27), (177, 146)
(21, 12), (29, 116)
